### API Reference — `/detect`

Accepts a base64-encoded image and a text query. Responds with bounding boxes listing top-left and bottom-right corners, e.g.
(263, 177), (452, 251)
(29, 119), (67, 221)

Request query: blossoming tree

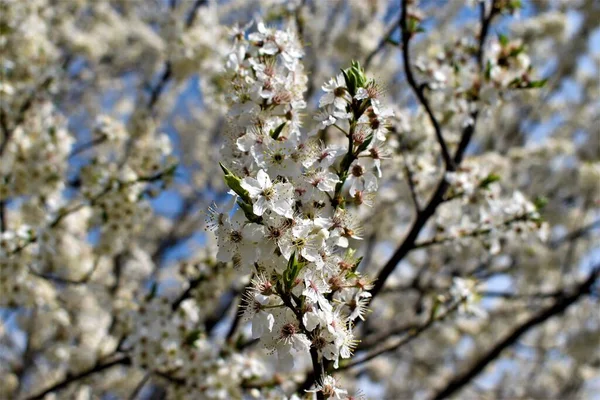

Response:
(1, 0), (599, 399)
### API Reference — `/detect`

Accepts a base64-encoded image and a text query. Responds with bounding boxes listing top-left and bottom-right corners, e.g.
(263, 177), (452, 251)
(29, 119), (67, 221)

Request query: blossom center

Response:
(281, 322), (298, 338)
(262, 186), (275, 200)
(230, 230), (243, 243)
(351, 164), (365, 177)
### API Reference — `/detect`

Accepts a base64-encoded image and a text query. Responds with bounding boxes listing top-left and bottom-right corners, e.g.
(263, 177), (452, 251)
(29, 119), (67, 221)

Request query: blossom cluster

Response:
(212, 23), (393, 392)
(437, 160), (548, 255)
(124, 295), (266, 399)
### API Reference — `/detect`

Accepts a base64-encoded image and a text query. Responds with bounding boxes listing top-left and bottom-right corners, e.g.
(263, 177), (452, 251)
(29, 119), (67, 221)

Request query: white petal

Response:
(253, 196), (268, 216)
(256, 169), (271, 189)
(241, 177), (263, 198)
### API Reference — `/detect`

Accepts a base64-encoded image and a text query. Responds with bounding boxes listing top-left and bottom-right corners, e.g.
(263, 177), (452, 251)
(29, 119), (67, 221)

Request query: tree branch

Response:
(26, 355), (131, 400)
(369, 0), (499, 301)
(430, 265), (600, 400)
(399, 0), (455, 171)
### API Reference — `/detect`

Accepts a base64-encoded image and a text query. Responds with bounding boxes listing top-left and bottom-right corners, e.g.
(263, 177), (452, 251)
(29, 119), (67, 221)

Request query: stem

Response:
(399, 0), (455, 171)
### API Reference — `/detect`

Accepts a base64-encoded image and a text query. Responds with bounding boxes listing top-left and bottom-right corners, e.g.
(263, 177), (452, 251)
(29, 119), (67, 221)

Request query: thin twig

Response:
(68, 137), (107, 159)
(341, 298), (465, 371)
(185, 0), (208, 28)
(430, 265), (600, 400)
(399, 0), (455, 171)
(128, 373), (151, 400)
(26, 356), (131, 400)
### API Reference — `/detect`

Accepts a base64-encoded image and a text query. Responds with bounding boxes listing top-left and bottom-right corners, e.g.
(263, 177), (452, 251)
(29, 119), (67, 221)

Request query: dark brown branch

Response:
(128, 372), (151, 400)
(399, 0), (454, 171)
(430, 265), (600, 400)
(171, 275), (205, 311)
(0, 200), (5, 233)
(185, 0), (208, 28)
(369, 0), (499, 302)
(550, 219), (600, 247)
(341, 298), (465, 371)
(147, 63), (173, 112)
(26, 356), (131, 400)
(68, 137), (107, 159)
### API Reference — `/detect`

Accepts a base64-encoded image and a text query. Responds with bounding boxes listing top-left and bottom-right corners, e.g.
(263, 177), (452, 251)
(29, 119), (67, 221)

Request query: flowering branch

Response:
(370, 0), (502, 301)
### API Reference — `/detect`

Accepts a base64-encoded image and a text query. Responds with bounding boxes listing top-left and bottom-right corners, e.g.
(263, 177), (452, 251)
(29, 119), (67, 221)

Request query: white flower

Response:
(306, 375), (348, 399)
(302, 270), (332, 311)
(450, 277), (487, 318)
(241, 292), (276, 339)
(262, 308), (312, 371)
(346, 158), (378, 196)
(279, 221), (327, 268)
(319, 74), (350, 110)
(241, 170), (294, 218)
(216, 211), (264, 268)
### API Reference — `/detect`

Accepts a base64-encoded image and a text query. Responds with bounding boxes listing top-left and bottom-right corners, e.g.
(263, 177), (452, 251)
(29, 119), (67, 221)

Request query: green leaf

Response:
(283, 252), (297, 290)
(485, 60), (493, 81)
(283, 252), (305, 291)
(184, 329), (202, 346)
(219, 163), (251, 203)
(498, 33), (509, 47)
(508, 44), (525, 57)
(478, 173), (501, 189)
(352, 256), (363, 271)
(351, 61), (367, 88)
(341, 68), (356, 98)
(533, 195), (548, 211)
(509, 0), (523, 11)
(146, 282), (158, 301)
(270, 122), (287, 140)
(237, 200), (261, 223)
(527, 79), (548, 88)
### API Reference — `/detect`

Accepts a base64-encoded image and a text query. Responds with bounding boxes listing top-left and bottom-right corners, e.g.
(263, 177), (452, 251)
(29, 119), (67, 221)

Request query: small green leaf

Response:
(283, 252), (306, 291)
(146, 282), (158, 301)
(185, 329), (202, 346)
(478, 173), (501, 189)
(352, 256), (363, 271)
(485, 60), (493, 81)
(533, 195), (548, 211)
(270, 122), (287, 140)
(498, 33), (509, 47)
(220, 163), (251, 203)
(527, 79), (548, 88)
(508, 44), (525, 57)
(237, 200), (261, 223)
(341, 68), (356, 97)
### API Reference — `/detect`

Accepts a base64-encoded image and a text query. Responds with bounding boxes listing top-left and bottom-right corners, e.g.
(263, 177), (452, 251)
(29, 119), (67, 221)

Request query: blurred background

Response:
(1, 0), (599, 398)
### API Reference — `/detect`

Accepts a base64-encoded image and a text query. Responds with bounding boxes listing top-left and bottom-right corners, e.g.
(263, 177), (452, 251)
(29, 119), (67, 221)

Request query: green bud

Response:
(184, 329), (202, 346)
(283, 252), (304, 291)
(478, 173), (501, 189)
(498, 33), (509, 47)
(219, 163), (251, 203)
(533, 195), (548, 211)
(270, 122), (287, 140)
